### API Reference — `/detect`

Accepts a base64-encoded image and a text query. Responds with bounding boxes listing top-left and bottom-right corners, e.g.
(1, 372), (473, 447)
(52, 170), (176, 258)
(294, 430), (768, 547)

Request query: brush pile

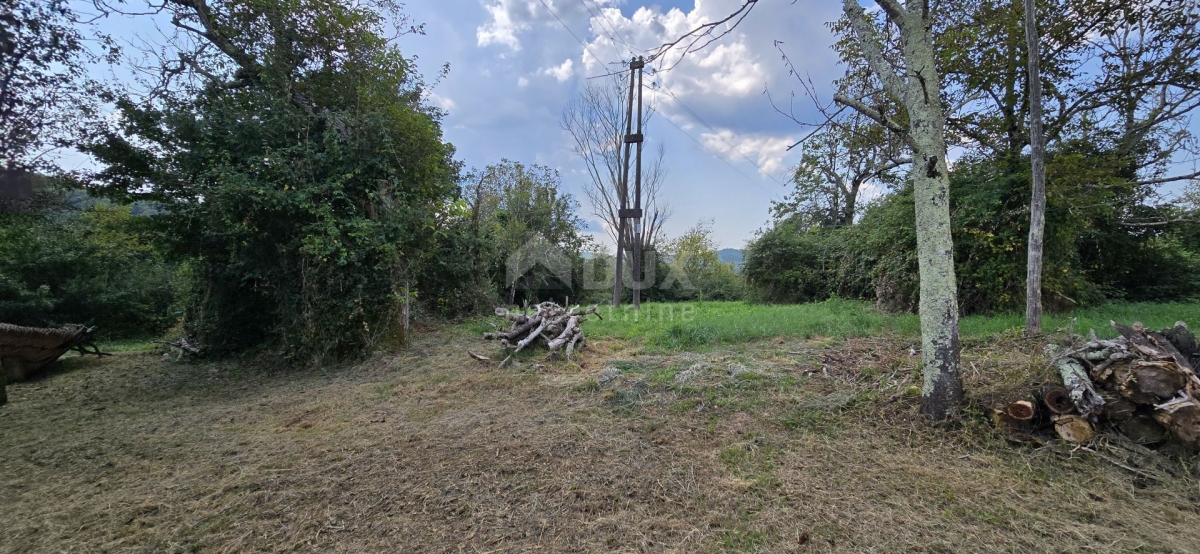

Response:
(995, 320), (1200, 448)
(479, 302), (602, 368)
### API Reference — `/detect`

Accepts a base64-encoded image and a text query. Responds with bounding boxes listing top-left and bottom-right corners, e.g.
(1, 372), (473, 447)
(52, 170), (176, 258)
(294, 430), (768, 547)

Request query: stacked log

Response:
(996, 321), (1200, 448)
(481, 302), (601, 367)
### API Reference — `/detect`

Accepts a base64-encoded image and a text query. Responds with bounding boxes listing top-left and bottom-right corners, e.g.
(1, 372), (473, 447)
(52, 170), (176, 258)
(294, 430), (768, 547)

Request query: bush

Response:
(0, 202), (177, 338)
(742, 219), (874, 305)
(745, 154), (1200, 313)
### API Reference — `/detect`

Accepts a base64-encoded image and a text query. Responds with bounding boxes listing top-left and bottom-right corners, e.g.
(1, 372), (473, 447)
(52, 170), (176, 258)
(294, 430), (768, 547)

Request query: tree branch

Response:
(833, 93), (906, 134)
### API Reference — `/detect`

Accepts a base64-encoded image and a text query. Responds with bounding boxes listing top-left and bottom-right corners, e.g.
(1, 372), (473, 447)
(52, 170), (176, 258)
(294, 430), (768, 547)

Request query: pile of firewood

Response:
(476, 302), (601, 368)
(995, 320), (1200, 447)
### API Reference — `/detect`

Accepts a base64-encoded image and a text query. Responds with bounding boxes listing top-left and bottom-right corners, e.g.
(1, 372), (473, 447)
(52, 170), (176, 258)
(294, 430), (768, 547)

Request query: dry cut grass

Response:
(2, 325), (1199, 553)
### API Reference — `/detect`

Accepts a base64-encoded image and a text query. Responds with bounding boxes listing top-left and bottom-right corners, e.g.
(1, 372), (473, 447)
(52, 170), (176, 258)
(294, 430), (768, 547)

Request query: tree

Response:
(470, 161), (588, 305)
(659, 220), (744, 301)
(82, 0), (457, 362)
(774, 111), (907, 228)
(562, 75), (670, 270)
(1023, 0), (1047, 336)
(834, 0), (962, 420)
(0, 0), (112, 172)
(0, 200), (177, 338)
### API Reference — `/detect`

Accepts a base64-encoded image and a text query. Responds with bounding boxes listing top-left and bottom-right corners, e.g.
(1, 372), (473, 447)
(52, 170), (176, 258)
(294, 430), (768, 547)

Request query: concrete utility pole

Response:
(613, 57), (646, 308)
(631, 57), (646, 309)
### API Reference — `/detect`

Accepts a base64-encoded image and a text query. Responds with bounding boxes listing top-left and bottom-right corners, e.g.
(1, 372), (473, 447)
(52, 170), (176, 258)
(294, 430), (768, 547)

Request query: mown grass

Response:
(96, 339), (159, 353)
(578, 298), (1200, 350)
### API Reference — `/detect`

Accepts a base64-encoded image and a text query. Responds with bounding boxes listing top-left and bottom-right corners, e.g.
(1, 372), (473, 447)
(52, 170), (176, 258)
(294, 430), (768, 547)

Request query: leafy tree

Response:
(834, 0), (963, 420)
(658, 220), (744, 301)
(0, 0), (113, 172)
(0, 199), (176, 337)
(81, 0), (456, 362)
(468, 161), (588, 305)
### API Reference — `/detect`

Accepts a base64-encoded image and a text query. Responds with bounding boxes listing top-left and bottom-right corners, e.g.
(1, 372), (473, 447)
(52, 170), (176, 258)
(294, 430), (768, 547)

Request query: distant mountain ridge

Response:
(718, 248), (743, 269)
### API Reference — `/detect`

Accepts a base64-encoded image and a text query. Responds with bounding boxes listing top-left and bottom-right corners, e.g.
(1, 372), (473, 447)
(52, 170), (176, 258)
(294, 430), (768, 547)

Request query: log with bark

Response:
(1002, 320), (1200, 450)
(480, 302), (601, 368)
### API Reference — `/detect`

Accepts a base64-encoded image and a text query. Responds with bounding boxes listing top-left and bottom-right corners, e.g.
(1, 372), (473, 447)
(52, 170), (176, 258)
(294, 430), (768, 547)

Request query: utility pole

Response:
(631, 57), (646, 309)
(612, 57), (645, 308)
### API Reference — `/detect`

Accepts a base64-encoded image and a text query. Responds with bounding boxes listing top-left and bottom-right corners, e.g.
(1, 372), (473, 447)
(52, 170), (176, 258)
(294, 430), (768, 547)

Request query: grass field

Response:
(5, 301), (1200, 552)
(574, 299), (1200, 349)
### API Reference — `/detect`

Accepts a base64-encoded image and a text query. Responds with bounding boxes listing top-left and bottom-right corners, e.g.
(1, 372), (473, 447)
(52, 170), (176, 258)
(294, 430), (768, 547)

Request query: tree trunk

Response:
(1023, 0), (1047, 337)
(401, 280), (411, 345)
(1153, 395), (1200, 449)
(904, 29), (963, 421)
(1, 372), (7, 406)
(1055, 351), (1106, 417)
(839, 0), (964, 419)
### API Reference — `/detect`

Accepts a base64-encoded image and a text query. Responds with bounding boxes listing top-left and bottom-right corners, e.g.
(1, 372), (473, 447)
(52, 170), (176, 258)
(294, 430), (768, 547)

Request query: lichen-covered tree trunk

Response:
(840, 0), (962, 419)
(905, 34), (962, 420)
(1, 372), (7, 406)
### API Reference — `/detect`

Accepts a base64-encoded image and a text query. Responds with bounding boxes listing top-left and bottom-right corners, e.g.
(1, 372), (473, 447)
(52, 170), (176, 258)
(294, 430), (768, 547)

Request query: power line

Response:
(654, 107), (782, 201)
(581, 0), (642, 58)
(554, 2), (781, 199)
(538, 0), (614, 70)
(578, 0), (629, 62)
(652, 79), (791, 188)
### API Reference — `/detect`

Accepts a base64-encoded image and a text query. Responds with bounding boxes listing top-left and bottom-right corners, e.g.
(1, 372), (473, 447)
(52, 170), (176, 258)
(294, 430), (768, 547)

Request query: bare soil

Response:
(2, 327), (1199, 553)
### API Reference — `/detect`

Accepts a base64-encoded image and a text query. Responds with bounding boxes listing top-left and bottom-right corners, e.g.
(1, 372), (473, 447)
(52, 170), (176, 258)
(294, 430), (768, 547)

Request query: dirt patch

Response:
(1, 330), (1198, 552)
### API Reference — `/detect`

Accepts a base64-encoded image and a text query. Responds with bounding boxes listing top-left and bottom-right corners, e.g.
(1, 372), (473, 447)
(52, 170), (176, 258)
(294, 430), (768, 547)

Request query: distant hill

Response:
(718, 248), (743, 269)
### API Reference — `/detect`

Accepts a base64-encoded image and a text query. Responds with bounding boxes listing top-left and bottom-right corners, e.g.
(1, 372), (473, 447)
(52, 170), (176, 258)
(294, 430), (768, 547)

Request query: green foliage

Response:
(747, 152), (1200, 314)
(655, 220), (745, 302)
(82, 1), (456, 361)
(0, 0), (115, 171)
(741, 218), (873, 305)
(0, 201), (176, 338)
(468, 161), (590, 305)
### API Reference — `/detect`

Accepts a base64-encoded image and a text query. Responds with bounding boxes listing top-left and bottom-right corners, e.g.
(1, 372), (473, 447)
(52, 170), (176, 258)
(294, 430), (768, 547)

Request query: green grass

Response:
(96, 339), (159, 353)
(580, 298), (1200, 349)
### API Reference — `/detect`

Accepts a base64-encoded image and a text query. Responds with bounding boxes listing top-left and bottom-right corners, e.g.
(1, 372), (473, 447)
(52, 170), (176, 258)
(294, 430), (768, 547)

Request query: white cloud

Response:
(476, 0), (532, 49)
(467, 0), (845, 246)
(427, 92), (457, 111)
(699, 129), (793, 176)
(541, 58), (575, 82)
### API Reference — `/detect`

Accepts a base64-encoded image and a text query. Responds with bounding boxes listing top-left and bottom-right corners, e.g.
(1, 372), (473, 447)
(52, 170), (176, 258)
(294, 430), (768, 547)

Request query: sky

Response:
(392, 0), (847, 250)
(65, 0), (1199, 250)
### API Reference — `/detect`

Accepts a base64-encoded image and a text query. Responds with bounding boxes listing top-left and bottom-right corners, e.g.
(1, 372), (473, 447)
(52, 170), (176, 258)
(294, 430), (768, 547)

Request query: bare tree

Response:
(562, 75), (670, 258)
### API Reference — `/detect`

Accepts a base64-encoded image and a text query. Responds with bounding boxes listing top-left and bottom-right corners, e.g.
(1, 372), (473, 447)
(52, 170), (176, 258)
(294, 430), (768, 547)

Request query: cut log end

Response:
(1006, 400), (1036, 421)
(1040, 386), (1074, 415)
(1054, 415), (1095, 443)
